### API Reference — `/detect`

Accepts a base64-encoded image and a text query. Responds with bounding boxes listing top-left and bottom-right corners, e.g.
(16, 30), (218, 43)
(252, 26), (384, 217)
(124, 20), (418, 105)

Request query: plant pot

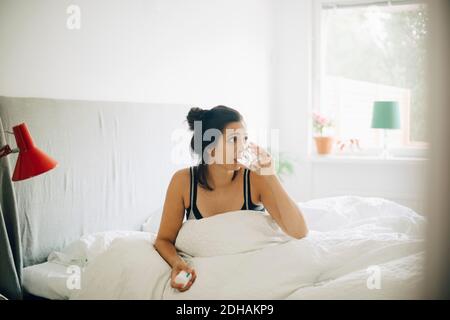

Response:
(314, 136), (334, 155)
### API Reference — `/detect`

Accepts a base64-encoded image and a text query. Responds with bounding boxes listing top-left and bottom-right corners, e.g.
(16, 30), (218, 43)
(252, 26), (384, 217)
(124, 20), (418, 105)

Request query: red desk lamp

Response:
(0, 123), (57, 181)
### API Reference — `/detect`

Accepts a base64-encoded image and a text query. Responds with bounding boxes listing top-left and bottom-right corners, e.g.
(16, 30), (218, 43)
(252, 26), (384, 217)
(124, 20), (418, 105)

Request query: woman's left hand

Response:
(241, 142), (276, 176)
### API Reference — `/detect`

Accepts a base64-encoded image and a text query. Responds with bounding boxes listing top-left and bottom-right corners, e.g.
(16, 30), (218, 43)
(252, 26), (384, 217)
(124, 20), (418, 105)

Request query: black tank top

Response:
(185, 166), (265, 220)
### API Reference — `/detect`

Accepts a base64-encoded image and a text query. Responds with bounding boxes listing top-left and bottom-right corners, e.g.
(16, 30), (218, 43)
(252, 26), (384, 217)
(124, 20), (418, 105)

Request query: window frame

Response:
(311, 0), (429, 158)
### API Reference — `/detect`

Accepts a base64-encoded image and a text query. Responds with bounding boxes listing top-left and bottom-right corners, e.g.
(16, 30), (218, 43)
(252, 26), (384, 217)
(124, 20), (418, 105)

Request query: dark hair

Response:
(186, 105), (243, 191)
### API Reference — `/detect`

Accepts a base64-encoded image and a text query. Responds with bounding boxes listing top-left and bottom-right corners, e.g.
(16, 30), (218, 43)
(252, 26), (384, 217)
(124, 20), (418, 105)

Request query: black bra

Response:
(185, 166), (265, 220)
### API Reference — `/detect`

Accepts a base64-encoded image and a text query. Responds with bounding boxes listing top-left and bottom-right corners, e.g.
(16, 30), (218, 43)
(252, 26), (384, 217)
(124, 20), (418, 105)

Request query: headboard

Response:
(0, 96), (194, 266)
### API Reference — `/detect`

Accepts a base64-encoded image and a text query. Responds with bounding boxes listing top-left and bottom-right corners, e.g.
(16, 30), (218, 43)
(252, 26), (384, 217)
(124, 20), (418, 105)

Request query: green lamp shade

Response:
(371, 101), (401, 129)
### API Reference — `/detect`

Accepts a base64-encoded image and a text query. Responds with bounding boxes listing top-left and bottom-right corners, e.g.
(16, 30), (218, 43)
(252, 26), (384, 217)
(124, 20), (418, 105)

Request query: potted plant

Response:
(312, 111), (334, 155)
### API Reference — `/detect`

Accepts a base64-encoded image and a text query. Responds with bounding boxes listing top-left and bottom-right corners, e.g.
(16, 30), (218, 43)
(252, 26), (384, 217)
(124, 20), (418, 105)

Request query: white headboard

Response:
(0, 96), (193, 266)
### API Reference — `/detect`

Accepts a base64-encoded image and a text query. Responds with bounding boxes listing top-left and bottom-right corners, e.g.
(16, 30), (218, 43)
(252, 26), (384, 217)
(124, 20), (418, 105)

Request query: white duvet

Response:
(66, 196), (425, 300)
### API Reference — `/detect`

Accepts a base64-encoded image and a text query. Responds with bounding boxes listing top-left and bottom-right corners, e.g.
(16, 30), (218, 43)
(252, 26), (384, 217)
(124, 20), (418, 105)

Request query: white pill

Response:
(174, 270), (192, 288)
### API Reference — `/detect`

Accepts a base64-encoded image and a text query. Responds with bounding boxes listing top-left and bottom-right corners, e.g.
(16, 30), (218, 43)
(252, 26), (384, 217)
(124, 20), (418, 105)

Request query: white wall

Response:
(0, 0), (428, 213)
(270, 0), (314, 201)
(0, 0), (272, 128)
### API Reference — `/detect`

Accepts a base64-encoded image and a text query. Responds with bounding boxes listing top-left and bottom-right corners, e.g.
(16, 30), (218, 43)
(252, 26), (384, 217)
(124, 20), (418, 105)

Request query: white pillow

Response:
(141, 207), (164, 234)
(298, 196), (424, 234)
(141, 196), (424, 236)
(47, 230), (155, 267)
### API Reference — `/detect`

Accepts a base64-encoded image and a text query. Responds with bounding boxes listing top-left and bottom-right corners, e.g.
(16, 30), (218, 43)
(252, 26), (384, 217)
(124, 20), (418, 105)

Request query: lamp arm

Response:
(1, 130), (20, 158)
(0, 144), (19, 158)
(0, 145), (12, 158)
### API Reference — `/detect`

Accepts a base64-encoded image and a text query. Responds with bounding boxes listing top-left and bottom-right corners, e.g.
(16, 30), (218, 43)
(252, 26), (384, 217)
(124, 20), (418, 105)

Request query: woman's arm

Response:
(153, 169), (186, 267)
(154, 238), (185, 268)
(246, 142), (308, 239)
(256, 173), (308, 239)
(153, 169), (197, 291)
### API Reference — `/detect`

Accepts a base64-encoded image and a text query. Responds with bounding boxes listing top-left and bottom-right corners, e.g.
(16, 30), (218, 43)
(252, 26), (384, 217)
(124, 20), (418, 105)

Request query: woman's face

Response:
(208, 121), (248, 171)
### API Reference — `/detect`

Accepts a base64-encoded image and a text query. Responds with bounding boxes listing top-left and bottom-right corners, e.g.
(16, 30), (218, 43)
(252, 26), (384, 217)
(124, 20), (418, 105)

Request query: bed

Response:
(21, 196), (425, 300)
(0, 96), (425, 300)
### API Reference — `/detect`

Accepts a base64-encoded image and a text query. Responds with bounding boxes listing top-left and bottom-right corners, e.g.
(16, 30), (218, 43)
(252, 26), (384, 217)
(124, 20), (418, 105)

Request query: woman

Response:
(153, 105), (308, 292)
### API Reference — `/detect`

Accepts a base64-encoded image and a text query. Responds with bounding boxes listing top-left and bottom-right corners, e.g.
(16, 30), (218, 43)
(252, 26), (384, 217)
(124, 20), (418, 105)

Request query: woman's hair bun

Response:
(187, 107), (208, 131)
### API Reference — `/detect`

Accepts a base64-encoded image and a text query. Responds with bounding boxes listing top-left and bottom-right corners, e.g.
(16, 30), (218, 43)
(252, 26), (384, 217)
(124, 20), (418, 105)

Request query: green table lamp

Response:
(371, 101), (401, 158)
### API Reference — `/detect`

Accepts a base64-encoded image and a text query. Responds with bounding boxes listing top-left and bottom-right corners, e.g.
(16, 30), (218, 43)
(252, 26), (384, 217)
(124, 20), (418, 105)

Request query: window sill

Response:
(308, 154), (429, 165)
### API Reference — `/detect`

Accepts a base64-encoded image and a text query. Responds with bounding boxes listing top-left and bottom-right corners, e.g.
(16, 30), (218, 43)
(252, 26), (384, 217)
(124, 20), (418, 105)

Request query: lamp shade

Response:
(11, 123), (58, 181)
(371, 101), (401, 129)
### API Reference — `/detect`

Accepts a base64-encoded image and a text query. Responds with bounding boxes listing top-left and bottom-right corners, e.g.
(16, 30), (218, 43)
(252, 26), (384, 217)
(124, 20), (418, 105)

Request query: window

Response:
(313, 0), (429, 154)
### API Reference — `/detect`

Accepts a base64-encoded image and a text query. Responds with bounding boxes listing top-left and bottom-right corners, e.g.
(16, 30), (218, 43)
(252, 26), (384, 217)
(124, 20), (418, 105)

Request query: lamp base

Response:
(379, 148), (392, 159)
(379, 129), (392, 159)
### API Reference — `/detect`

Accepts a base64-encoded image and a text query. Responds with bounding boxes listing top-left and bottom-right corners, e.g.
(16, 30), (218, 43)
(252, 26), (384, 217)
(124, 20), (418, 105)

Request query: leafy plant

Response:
(268, 149), (297, 182)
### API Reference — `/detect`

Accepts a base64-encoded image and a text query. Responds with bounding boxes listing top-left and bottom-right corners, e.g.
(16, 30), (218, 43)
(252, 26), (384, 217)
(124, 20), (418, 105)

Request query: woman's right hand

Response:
(170, 260), (197, 292)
